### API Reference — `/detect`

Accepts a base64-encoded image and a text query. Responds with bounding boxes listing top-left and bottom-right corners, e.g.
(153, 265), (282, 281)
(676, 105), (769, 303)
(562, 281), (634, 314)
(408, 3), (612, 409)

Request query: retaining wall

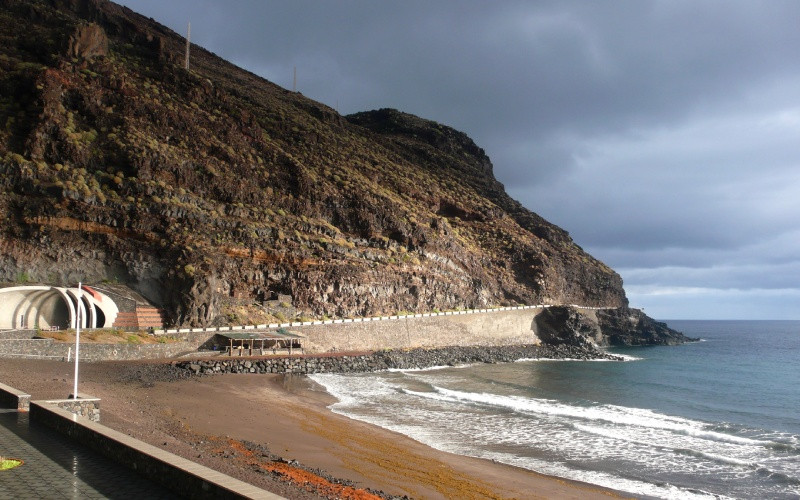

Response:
(295, 308), (542, 352)
(0, 329), (36, 340)
(160, 307), (547, 354)
(0, 338), (200, 361)
(0, 381), (30, 411)
(1, 306), (604, 360)
(0, 338), (63, 359)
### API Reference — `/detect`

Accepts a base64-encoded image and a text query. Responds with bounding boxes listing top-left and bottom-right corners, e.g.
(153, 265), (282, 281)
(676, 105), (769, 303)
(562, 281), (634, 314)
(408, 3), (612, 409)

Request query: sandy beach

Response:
(0, 358), (628, 499)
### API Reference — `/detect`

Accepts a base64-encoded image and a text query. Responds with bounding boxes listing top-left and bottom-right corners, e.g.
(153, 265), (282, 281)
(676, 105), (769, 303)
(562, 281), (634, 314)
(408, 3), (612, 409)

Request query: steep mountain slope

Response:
(0, 0), (627, 327)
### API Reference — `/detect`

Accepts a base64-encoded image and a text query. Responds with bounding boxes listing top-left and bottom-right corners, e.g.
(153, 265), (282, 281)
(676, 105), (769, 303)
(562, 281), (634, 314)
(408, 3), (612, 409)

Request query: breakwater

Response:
(177, 344), (621, 376)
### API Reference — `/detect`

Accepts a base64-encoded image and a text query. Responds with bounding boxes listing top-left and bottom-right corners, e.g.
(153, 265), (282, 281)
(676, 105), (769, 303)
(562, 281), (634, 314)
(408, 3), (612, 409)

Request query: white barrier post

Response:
(72, 282), (82, 399)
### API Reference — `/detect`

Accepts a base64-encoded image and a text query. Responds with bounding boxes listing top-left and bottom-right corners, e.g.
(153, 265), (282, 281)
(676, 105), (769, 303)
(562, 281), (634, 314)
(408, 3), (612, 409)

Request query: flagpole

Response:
(73, 281), (81, 399)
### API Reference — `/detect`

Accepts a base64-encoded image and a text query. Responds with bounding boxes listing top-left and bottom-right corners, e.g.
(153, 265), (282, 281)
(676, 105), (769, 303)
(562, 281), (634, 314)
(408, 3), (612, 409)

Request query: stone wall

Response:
(41, 396), (102, 422)
(0, 329), (35, 340)
(0, 338), (201, 361)
(0, 338), (63, 359)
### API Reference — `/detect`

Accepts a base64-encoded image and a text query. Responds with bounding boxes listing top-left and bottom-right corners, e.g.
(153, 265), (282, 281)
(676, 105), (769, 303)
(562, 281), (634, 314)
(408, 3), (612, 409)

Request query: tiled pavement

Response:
(0, 409), (179, 499)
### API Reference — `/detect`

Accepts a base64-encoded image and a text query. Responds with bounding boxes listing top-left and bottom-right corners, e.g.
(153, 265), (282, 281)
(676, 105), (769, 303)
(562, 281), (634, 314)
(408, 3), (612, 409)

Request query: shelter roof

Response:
(217, 331), (304, 340)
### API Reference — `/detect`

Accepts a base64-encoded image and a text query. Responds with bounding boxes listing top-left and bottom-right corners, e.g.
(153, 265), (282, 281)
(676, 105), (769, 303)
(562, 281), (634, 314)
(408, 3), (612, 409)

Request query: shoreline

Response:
(0, 358), (630, 499)
(282, 373), (631, 499)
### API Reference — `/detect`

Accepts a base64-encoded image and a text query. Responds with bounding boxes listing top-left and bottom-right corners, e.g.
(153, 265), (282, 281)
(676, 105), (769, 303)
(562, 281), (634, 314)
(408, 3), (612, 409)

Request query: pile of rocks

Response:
(176, 343), (621, 376)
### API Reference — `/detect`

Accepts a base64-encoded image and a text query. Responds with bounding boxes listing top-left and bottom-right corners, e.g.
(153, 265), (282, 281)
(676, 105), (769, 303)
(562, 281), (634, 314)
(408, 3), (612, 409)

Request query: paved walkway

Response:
(0, 409), (178, 499)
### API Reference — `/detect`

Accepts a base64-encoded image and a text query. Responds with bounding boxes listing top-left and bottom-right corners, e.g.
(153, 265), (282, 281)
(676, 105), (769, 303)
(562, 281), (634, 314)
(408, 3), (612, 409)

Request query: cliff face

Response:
(0, 0), (627, 327)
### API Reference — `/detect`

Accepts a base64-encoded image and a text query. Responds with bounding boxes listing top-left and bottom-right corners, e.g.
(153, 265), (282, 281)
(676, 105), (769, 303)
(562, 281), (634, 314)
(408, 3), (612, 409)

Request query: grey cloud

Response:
(620, 260), (800, 291)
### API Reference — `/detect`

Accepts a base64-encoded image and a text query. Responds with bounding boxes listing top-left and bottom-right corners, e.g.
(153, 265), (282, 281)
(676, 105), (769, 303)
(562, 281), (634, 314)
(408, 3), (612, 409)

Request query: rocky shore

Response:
(176, 343), (622, 377)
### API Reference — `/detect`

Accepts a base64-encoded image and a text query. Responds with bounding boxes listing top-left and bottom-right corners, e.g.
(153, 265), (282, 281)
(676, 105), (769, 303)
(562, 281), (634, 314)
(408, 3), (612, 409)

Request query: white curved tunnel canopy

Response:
(0, 285), (119, 330)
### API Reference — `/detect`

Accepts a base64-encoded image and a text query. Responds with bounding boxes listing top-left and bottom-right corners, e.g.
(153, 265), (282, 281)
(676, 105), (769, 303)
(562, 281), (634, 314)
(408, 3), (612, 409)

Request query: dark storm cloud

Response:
(118, 0), (800, 318)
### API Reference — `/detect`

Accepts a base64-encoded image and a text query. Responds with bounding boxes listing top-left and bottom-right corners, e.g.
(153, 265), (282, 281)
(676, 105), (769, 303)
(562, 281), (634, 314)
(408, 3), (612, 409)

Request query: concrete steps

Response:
(112, 307), (165, 329)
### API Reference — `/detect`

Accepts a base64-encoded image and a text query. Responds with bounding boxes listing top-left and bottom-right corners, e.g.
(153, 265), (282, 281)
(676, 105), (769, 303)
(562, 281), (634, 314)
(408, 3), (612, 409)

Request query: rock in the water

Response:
(595, 307), (697, 346)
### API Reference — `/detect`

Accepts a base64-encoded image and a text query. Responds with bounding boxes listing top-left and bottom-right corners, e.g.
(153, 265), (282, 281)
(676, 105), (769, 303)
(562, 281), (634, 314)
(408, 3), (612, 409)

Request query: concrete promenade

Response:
(0, 409), (177, 499)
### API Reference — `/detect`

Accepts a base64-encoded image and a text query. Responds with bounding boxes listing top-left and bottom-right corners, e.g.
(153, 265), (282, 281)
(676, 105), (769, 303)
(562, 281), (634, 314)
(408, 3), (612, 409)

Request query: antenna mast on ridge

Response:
(184, 21), (191, 70)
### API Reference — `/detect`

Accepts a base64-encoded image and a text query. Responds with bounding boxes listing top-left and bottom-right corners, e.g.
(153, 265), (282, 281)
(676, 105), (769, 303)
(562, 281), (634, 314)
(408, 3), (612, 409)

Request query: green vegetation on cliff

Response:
(0, 0), (626, 327)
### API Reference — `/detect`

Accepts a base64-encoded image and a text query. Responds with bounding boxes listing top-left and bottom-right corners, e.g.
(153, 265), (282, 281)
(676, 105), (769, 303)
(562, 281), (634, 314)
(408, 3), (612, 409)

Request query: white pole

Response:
(73, 282), (81, 399)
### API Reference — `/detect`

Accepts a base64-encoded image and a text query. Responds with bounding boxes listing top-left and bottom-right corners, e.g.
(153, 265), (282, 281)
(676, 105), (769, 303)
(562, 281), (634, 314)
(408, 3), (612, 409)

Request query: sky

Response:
(117, 0), (800, 320)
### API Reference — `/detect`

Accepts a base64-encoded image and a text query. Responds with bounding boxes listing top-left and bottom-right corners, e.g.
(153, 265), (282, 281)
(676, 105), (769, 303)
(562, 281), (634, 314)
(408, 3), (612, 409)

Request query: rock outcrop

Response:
(534, 306), (601, 348)
(535, 306), (696, 347)
(67, 23), (108, 60)
(595, 307), (696, 346)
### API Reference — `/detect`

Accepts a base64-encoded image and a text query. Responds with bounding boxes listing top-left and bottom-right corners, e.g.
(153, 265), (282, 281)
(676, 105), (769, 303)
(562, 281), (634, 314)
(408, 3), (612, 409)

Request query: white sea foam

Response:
(310, 365), (799, 500)
(311, 373), (394, 406)
(318, 374), (792, 455)
(610, 352), (645, 361)
(511, 352), (643, 362)
(311, 374), (728, 500)
(674, 447), (758, 468)
(386, 365), (456, 373)
(479, 451), (730, 500)
(573, 422), (764, 469)
(513, 357), (625, 363)
(411, 386), (788, 449)
(411, 386), (687, 429)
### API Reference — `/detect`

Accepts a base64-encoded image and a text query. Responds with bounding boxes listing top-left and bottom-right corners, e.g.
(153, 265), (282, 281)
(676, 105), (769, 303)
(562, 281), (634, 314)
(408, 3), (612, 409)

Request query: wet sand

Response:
(0, 358), (629, 499)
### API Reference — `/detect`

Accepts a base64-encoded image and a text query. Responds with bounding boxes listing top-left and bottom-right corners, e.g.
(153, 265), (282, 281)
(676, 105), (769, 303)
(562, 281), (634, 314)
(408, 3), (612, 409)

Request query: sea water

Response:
(309, 320), (800, 499)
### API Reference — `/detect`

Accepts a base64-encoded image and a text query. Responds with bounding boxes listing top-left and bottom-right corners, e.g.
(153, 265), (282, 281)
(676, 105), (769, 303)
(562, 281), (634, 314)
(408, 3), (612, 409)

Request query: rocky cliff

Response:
(0, 0), (632, 329)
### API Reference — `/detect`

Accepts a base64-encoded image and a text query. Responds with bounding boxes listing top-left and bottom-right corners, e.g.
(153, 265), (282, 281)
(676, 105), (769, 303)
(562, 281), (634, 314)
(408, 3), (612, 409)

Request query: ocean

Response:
(309, 320), (800, 499)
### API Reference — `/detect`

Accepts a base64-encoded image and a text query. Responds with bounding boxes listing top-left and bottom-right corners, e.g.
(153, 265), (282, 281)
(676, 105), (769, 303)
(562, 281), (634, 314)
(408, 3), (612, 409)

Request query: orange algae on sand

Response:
(293, 405), (509, 499)
(226, 439), (382, 500)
